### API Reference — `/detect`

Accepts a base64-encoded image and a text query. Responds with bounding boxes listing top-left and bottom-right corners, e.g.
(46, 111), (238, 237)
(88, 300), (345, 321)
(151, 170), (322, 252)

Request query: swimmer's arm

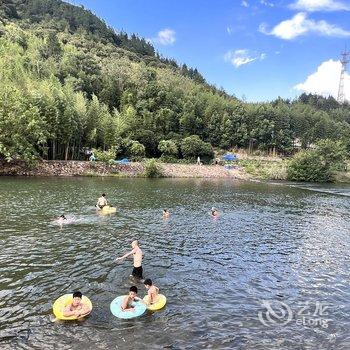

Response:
(134, 296), (146, 306)
(78, 303), (91, 317)
(115, 248), (135, 261)
(121, 297), (134, 311)
(147, 289), (154, 304)
(62, 306), (75, 317)
(121, 296), (128, 310)
(150, 290), (158, 304)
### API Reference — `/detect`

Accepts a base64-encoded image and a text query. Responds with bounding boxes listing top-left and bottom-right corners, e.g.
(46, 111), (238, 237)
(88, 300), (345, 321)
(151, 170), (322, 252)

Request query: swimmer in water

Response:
(163, 209), (170, 218)
(143, 278), (159, 305)
(63, 291), (91, 318)
(96, 193), (108, 209)
(121, 286), (143, 312)
(211, 207), (219, 217)
(115, 240), (143, 279)
(56, 215), (67, 226)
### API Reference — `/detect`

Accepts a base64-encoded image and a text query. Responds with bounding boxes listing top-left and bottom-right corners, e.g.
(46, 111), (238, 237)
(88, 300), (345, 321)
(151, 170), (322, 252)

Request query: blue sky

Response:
(67, 0), (350, 102)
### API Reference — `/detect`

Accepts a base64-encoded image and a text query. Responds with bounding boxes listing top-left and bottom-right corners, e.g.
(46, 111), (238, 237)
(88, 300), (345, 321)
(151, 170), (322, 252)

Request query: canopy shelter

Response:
(222, 153), (237, 161)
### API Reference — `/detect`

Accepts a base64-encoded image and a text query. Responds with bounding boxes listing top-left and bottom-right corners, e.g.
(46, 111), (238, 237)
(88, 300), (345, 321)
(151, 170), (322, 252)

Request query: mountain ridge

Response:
(0, 0), (349, 164)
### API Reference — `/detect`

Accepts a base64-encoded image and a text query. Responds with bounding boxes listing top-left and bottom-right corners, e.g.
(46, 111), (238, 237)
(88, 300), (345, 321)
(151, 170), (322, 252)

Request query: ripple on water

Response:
(0, 178), (349, 349)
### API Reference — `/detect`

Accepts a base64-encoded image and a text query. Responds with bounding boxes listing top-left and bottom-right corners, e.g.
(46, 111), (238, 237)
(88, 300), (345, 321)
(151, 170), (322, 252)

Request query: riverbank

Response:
(237, 156), (350, 183)
(2, 159), (349, 182)
(0, 160), (249, 179)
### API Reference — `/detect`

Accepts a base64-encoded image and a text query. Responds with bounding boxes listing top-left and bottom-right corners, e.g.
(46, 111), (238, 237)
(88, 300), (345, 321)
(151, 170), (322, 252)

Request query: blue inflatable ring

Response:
(110, 296), (146, 319)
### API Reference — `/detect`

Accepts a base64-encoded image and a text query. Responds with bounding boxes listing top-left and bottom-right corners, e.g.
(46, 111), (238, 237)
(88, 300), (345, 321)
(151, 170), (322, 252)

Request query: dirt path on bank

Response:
(161, 163), (248, 179)
(0, 160), (249, 179)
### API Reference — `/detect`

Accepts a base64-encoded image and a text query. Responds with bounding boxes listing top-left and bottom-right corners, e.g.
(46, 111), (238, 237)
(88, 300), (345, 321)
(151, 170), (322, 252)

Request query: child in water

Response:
(163, 209), (170, 218)
(121, 286), (143, 311)
(63, 291), (91, 318)
(211, 207), (219, 217)
(56, 215), (67, 226)
(144, 278), (159, 305)
(96, 193), (108, 209)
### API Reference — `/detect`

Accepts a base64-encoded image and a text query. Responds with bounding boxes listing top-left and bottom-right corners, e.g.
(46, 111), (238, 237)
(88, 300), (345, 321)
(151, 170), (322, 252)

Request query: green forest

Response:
(0, 0), (349, 173)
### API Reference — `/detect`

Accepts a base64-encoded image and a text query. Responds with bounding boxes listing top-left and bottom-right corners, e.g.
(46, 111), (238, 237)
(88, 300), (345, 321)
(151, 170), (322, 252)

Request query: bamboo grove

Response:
(0, 0), (349, 163)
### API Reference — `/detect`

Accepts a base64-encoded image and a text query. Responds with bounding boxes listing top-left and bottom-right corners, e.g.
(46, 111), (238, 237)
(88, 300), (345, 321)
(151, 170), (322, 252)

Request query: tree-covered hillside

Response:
(0, 0), (207, 84)
(0, 0), (349, 163)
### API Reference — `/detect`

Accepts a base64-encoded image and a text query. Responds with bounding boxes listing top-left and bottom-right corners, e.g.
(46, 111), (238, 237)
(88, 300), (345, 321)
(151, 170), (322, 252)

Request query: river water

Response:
(0, 177), (349, 349)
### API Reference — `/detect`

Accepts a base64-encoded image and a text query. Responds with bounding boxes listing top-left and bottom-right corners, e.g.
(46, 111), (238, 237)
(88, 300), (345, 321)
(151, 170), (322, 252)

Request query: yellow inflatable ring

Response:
(143, 294), (167, 311)
(101, 206), (117, 214)
(53, 294), (92, 320)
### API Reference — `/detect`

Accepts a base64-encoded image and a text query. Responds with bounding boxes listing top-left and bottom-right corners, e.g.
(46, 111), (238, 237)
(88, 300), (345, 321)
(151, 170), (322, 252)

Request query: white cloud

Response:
(294, 59), (350, 101)
(224, 49), (266, 68)
(260, 0), (274, 6)
(226, 25), (246, 35)
(153, 28), (176, 45)
(259, 12), (350, 39)
(289, 0), (350, 12)
(241, 0), (249, 7)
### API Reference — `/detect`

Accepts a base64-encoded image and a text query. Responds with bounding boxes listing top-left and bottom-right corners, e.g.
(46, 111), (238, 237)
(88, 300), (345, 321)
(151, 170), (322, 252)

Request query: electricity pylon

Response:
(337, 50), (349, 104)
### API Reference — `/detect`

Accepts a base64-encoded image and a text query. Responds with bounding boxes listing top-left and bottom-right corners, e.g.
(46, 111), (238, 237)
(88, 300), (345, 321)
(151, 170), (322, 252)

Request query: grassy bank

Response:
(237, 159), (288, 181)
(238, 158), (350, 183)
(333, 161), (350, 183)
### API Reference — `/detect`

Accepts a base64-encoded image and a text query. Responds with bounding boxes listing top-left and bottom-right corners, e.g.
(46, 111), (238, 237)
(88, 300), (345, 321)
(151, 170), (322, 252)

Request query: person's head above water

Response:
(163, 209), (167, 213)
(72, 291), (83, 306)
(211, 207), (219, 216)
(102, 193), (106, 197)
(144, 279), (152, 288)
(73, 291), (82, 298)
(129, 286), (138, 297)
(59, 214), (66, 220)
(131, 240), (139, 248)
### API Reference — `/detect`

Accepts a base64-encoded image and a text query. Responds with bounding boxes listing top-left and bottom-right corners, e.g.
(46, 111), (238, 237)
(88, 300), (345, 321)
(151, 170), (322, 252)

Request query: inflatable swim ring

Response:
(99, 205), (117, 214)
(53, 294), (92, 320)
(143, 294), (167, 311)
(110, 296), (146, 319)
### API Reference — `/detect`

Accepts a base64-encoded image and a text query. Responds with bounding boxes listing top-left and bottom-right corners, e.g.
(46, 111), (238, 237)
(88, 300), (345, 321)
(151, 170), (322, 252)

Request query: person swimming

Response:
(63, 291), (92, 318)
(96, 193), (108, 209)
(121, 286), (143, 312)
(163, 209), (170, 218)
(56, 215), (67, 225)
(115, 240), (144, 279)
(211, 207), (219, 217)
(143, 278), (160, 305)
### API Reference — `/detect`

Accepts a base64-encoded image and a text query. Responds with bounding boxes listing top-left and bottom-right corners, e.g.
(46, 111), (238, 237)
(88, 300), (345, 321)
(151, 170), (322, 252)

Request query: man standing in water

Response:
(96, 193), (108, 209)
(115, 240), (143, 279)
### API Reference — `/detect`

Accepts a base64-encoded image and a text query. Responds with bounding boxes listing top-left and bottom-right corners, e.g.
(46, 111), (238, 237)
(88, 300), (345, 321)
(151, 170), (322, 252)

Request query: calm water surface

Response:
(0, 177), (349, 349)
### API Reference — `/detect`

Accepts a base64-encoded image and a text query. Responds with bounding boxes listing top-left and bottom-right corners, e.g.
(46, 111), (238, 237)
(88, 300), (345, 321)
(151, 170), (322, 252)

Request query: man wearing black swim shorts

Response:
(132, 266), (143, 279)
(115, 240), (143, 279)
